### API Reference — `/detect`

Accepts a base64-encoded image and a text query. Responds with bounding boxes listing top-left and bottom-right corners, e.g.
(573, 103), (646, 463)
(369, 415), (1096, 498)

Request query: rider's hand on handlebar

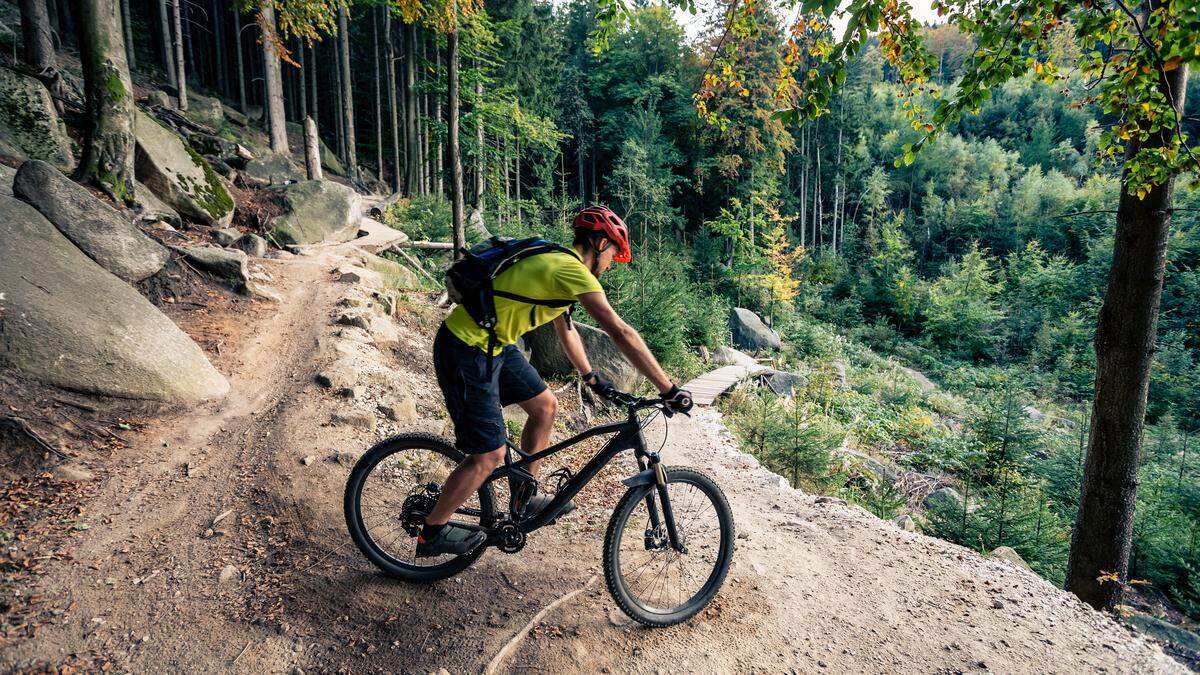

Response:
(584, 370), (618, 400)
(661, 385), (694, 414)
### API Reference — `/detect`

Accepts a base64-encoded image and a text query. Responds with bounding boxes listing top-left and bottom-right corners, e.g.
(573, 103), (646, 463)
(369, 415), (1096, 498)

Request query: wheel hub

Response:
(400, 483), (441, 537)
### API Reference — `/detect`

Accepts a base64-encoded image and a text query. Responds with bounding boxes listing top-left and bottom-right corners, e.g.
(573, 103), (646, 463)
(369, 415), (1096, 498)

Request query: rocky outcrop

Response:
(235, 233), (268, 257)
(989, 546), (1032, 571)
(285, 122), (344, 175)
(178, 245), (248, 284)
(467, 206), (492, 243)
(0, 69), (74, 171)
(0, 196), (228, 402)
(134, 109), (234, 226)
(243, 152), (304, 186)
(270, 180), (362, 246)
(712, 345), (759, 368)
(923, 486), (964, 513)
(0, 162), (13, 196)
(133, 178), (182, 229)
(185, 92), (224, 127)
(730, 307), (783, 351)
(223, 105), (248, 127)
(900, 366), (937, 393)
(524, 321), (640, 390)
(765, 371), (806, 396)
(13, 160), (169, 282)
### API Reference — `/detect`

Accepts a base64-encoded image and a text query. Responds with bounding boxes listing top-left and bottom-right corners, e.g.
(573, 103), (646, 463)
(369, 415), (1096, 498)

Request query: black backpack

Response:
(445, 236), (578, 374)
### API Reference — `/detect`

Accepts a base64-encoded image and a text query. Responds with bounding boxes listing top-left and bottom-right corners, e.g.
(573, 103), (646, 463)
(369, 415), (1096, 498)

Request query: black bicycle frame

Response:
(474, 405), (679, 545)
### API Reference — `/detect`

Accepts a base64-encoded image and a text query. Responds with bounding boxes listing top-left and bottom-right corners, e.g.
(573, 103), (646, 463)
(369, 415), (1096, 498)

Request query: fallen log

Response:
(393, 240), (455, 251)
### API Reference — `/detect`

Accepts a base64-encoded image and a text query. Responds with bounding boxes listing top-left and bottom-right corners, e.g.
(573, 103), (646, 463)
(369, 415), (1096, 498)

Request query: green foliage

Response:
(923, 244), (1003, 360)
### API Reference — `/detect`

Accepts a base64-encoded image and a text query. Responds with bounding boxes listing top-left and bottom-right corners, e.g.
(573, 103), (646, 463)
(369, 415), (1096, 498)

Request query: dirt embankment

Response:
(0, 237), (1184, 674)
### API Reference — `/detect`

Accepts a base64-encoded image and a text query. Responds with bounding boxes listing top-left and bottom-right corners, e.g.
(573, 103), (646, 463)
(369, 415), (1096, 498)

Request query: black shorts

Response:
(433, 324), (548, 454)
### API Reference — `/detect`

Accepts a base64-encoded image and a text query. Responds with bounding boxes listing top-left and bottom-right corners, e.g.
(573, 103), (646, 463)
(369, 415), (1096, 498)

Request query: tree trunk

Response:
(304, 116), (323, 180)
(117, 0), (134, 68)
(435, 43), (444, 197)
(233, 6), (246, 111)
(259, 4), (288, 154)
(297, 37), (306, 122)
(474, 56), (484, 209)
(171, 0), (187, 108)
(1065, 62), (1189, 610)
(333, 39), (345, 162)
(373, 9), (383, 181)
(308, 41), (318, 129)
(77, 0), (136, 202)
(448, 21), (464, 258)
(212, 0), (226, 95)
(338, 5), (358, 182)
(418, 29), (428, 196)
(385, 12), (400, 193)
(576, 122), (585, 207)
(403, 22), (418, 196)
(158, 0), (175, 87)
(18, 0), (56, 72)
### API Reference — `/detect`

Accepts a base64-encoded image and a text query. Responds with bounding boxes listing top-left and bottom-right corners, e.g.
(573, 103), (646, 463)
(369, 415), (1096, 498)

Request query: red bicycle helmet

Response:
(572, 205), (632, 263)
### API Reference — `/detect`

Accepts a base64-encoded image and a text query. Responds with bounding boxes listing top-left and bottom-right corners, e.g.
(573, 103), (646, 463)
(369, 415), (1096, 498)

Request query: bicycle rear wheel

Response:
(603, 467), (735, 627)
(344, 433), (496, 583)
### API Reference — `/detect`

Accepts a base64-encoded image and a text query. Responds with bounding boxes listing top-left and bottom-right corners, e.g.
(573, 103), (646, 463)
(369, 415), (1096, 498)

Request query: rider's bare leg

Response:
(424, 445), (505, 526)
(517, 389), (557, 477)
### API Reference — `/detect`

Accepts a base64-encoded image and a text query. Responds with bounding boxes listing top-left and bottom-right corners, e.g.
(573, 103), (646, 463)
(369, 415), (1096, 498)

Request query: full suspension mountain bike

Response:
(343, 390), (735, 627)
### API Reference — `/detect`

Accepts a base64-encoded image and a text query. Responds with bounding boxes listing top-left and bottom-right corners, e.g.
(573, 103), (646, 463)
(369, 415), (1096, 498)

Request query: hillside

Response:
(0, 230), (1182, 673)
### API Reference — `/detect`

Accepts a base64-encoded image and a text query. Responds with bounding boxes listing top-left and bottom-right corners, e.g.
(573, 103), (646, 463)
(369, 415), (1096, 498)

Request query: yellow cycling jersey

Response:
(444, 250), (602, 354)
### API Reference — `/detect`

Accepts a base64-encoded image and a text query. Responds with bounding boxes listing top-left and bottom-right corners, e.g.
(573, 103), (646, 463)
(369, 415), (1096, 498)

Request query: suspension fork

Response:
(637, 450), (687, 554)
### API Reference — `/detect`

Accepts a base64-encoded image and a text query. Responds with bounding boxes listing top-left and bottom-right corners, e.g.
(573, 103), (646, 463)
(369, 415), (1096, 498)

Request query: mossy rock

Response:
(269, 180), (361, 246)
(133, 109), (233, 226)
(0, 69), (74, 171)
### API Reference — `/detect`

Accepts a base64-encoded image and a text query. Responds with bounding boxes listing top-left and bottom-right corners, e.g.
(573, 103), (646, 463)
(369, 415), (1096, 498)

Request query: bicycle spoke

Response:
(614, 476), (726, 617)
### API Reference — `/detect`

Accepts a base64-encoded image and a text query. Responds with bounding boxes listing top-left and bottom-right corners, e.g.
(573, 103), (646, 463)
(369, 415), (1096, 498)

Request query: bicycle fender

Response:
(621, 464), (667, 488)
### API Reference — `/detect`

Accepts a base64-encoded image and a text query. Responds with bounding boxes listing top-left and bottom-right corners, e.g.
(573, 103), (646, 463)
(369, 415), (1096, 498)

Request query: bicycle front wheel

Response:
(603, 467), (735, 627)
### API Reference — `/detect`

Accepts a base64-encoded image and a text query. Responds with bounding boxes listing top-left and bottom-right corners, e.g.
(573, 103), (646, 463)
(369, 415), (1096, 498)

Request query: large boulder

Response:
(0, 69), (74, 171)
(270, 180), (362, 246)
(711, 345), (759, 368)
(184, 92), (224, 127)
(0, 197), (229, 402)
(989, 546), (1032, 571)
(133, 109), (234, 226)
(0, 162), (13, 196)
(765, 371), (806, 396)
(730, 307), (782, 352)
(285, 122), (344, 175)
(243, 151), (304, 186)
(467, 206), (492, 244)
(524, 321), (640, 391)
(13, 160), (169, 282)
(922, 486), (964, 513)
(132, 178), (182, 229)
(178, 245), (249, 285)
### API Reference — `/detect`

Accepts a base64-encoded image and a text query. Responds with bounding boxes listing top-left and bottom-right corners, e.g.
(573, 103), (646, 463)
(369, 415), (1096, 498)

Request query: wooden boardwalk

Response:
(684, 363), (769, 406)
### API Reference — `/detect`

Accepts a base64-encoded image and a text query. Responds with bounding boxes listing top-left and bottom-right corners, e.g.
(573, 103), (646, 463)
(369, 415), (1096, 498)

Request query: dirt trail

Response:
(2, 240), (1182, 674)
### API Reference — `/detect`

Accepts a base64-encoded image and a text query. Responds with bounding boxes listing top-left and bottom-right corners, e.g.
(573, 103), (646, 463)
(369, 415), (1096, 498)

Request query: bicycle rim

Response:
(605, 468), (734, 626)
(346, 434), (493, 580)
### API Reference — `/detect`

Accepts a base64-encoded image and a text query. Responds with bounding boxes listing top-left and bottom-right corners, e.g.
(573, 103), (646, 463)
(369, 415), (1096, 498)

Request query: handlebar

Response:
(600, 389), (689, 417)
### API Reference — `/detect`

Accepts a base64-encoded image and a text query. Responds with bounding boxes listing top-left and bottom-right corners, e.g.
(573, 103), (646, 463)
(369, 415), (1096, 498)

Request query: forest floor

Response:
(0, 235), (1186, 674)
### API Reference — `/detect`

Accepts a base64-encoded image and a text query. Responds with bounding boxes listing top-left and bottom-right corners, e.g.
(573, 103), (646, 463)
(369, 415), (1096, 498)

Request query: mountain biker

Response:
(418, 205), (694, 557)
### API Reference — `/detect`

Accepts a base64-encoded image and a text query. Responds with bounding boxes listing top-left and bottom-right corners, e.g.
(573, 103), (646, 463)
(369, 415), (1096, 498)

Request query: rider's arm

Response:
(576, 291), (673, 394)
(552, 313), (594, 377)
